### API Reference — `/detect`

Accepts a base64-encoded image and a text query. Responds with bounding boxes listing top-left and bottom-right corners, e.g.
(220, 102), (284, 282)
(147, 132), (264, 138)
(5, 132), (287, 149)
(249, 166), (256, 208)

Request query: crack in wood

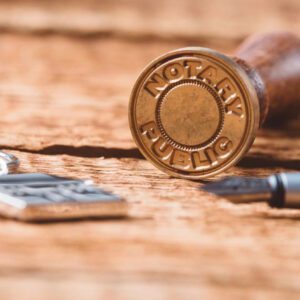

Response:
(0, 145), (145, 159)
(1, 145), (299, 171)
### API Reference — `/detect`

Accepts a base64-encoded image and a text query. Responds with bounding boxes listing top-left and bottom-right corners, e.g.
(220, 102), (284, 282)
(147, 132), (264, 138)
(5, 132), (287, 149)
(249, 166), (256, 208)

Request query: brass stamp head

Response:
(129, 48), (260, 179)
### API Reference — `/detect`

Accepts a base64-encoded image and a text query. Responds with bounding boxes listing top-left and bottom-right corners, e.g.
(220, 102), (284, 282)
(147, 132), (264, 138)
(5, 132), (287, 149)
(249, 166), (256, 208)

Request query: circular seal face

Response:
(129, 48), (260, 179)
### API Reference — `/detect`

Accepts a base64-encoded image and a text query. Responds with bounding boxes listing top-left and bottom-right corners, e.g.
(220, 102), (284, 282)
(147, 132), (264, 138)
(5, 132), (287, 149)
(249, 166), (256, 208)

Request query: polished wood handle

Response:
(234, 32), (300, 125)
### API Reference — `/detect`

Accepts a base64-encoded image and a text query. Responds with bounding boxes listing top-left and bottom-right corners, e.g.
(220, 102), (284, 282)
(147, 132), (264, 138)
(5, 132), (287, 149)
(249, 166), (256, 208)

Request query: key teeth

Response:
(202, 176), (271, 204)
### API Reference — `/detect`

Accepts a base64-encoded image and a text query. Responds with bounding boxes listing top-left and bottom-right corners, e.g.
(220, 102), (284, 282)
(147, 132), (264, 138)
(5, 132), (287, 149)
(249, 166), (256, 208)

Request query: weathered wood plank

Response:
(0, 147), (298, 299)
(0, 34), (298, 152)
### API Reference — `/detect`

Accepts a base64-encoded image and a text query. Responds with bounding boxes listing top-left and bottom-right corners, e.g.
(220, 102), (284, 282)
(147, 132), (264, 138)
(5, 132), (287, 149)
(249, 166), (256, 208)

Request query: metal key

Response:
(202, 172), (300, 208)
(0, 173), (127, 221)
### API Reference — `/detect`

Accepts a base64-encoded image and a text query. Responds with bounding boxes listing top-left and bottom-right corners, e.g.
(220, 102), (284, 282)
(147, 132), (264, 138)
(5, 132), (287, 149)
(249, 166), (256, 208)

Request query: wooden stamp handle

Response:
(233, 32), (300, 126)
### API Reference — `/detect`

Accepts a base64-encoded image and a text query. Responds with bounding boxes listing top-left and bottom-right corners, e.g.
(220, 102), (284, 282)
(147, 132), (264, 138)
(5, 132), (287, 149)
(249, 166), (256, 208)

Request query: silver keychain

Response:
(0, 151), (20, 175)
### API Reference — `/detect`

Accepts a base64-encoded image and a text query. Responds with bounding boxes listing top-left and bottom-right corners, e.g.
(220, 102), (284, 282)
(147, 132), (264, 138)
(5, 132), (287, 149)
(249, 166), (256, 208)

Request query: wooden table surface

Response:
(0, 1), (299, 299)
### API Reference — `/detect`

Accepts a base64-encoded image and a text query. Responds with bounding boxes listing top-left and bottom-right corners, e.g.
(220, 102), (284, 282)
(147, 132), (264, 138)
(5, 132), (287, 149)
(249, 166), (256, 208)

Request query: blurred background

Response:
(0, 0), (299, 41)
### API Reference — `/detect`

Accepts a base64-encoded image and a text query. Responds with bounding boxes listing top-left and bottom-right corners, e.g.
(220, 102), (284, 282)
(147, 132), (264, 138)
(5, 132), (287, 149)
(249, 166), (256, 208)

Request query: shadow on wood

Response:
(239, 156), (300, 170)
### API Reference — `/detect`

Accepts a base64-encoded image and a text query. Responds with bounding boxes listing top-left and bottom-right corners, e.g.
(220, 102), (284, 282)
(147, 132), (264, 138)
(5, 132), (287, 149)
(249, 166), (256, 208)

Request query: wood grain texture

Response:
(0, 1), (299, 299)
